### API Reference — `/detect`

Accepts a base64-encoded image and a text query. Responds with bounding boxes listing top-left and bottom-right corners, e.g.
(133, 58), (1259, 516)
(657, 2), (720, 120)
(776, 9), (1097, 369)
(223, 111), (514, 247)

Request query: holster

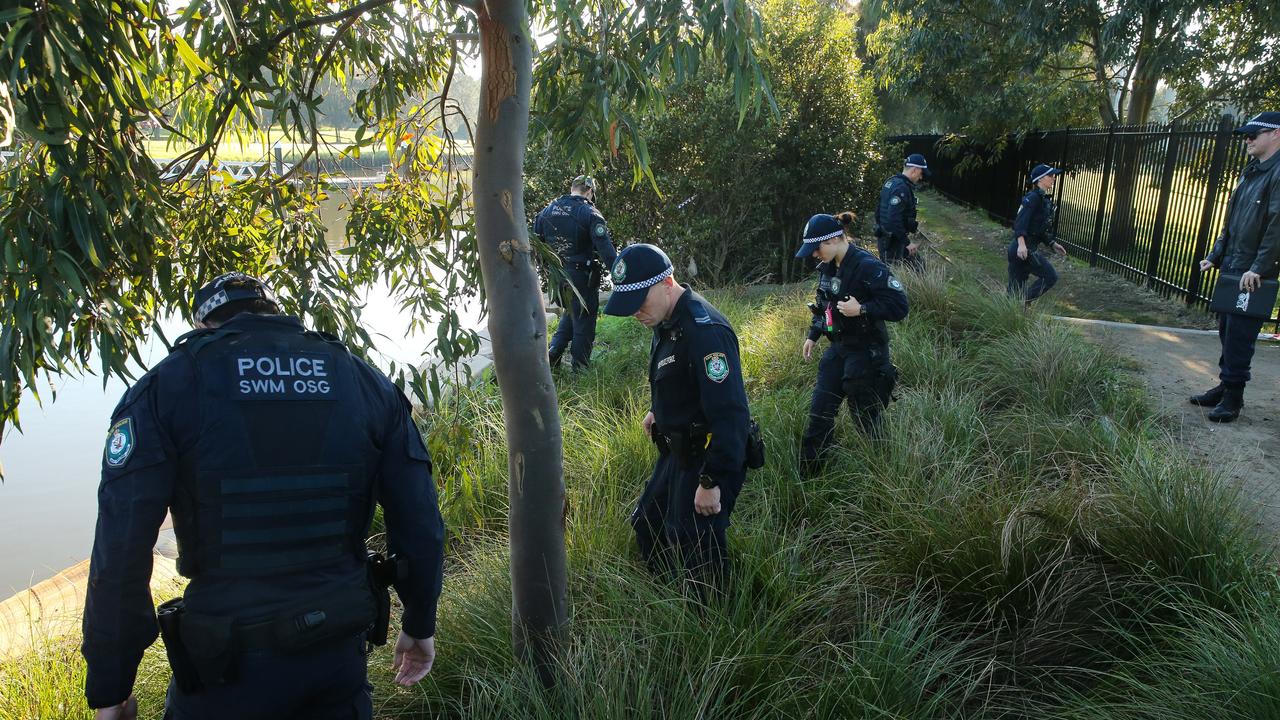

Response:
(367, 551), (406, 647)
(744, 418), (765, 470)
(156, 598), (204, 694)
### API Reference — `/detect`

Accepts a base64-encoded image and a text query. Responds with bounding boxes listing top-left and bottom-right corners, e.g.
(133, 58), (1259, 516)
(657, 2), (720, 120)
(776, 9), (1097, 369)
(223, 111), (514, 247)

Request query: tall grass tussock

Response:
(3, 267), (1275, 719)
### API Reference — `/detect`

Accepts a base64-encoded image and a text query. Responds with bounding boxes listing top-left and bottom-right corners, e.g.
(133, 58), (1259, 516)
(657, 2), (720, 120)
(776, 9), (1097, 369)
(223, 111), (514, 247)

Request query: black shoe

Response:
(1189, 384), (1226, 407)
(1207, 384), (1244, 423)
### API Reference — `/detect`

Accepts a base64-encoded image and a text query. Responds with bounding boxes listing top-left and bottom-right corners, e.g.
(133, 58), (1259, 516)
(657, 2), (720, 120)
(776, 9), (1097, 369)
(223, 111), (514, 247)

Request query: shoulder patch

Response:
(890, 196), (901, 205)
(593, 223), (607, 236)
(704, 352), (730, 383)
(104, 417), (136, 468)
(889, 276), (904, 291)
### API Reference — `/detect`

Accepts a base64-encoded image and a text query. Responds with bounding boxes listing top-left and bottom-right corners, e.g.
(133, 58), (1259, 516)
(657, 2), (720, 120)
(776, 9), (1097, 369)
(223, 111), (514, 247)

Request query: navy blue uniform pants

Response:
(1007, 247), (1058, 302)
(801, 344), (894, 461)
(163, 635), (371, 720)
(549, 264), (600, 369)
(878, 234), (923, 271)
(631, 451), (742, 584)
(1217, 312), (1266, 385)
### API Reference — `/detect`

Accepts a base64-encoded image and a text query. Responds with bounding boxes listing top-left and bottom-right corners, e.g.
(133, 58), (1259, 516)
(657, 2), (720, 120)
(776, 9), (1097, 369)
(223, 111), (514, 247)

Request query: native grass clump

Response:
(3, 274), (1274, 719)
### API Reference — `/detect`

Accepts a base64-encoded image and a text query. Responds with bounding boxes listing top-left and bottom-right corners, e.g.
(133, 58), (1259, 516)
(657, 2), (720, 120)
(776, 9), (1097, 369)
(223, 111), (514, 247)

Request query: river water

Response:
(0, 200), (483, 597)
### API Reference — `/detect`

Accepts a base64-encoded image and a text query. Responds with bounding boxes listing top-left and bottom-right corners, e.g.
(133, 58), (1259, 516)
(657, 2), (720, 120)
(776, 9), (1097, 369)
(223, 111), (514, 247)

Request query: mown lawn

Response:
(3, 269), (1276, 719)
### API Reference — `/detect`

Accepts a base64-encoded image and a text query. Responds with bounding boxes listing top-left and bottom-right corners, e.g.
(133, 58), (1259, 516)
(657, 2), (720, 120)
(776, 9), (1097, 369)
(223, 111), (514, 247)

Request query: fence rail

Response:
(891, 116), (1278, 329)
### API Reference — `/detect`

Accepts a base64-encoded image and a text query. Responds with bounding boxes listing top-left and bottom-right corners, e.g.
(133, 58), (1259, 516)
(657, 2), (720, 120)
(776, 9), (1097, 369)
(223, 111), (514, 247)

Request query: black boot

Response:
(1189, 383), (1226, 407)
(1207, 383), (1244, 423)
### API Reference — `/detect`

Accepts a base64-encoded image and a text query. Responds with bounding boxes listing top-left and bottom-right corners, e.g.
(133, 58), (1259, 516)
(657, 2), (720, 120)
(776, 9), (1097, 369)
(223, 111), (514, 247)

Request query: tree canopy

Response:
(863, 0), (1280, 137)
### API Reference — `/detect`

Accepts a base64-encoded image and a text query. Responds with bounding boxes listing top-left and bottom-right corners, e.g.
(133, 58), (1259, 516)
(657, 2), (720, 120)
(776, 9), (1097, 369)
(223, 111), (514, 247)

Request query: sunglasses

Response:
(1242, 129), (1274, 141)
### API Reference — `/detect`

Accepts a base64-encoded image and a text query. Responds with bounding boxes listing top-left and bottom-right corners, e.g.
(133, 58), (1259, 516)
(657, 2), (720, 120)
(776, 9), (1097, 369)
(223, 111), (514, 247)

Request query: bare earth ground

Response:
(1067, 319), (1279, 541)
(915, 191), (1279, 544)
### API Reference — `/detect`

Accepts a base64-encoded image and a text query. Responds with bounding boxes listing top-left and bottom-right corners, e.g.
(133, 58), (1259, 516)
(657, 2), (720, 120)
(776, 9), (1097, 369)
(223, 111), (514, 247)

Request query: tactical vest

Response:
(542, 196), (592, 259)
(817, 261), (890, 349)
(170, 323), (375, 580)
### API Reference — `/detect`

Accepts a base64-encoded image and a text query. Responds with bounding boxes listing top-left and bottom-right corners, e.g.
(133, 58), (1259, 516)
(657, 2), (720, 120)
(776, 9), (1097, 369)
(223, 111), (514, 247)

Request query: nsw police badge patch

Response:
(594, 224), (607, 236)
(612, 259), (627, 283)
(104, 417), (136, 468)
(704, 352), (730, 383)
(889, 277), (904, 291)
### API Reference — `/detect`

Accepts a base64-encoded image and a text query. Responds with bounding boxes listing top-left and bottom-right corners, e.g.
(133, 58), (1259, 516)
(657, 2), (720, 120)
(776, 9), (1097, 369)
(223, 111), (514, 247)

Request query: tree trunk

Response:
(1104, 14), (1164, 253)
(473, 0), (567, 685)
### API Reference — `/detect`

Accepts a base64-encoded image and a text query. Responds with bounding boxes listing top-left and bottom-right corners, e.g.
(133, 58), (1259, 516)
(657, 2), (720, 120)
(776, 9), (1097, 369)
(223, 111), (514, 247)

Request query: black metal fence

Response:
(892, 115), (1278, 328)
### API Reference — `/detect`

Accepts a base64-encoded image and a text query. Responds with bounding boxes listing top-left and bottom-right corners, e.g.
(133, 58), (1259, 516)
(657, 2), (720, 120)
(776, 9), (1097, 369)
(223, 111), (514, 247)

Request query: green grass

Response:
(916, 191), (1219, 330)
(4, 269), (1275, 719)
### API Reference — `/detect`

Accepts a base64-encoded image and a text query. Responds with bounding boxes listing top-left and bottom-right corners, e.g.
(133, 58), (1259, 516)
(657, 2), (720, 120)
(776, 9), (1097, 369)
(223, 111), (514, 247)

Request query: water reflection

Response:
(0, 196), (480, 596)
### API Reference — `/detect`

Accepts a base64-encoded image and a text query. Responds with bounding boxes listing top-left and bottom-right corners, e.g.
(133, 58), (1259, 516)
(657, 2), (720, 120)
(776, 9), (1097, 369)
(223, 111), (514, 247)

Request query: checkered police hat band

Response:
(195, 290), (229, 324)
(1246, 115), (1279, 129)
(807, 229), (844, 244)
(905, 162), (927, 168)
(613, 266), (674, 293)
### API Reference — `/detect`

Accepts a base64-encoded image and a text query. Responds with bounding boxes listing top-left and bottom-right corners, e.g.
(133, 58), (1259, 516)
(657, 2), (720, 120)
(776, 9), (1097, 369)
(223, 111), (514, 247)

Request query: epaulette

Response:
(172, 327), (241, 356)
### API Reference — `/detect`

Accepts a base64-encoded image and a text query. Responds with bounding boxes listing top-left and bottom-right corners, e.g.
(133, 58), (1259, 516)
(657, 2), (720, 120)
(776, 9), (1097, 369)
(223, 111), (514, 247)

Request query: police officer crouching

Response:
(82, 272), (445, 720)
(799, 213), (909, 475)
(875, 154), (927, 268)
(602, 245), (753, 588)
(535, 175), (618, 370)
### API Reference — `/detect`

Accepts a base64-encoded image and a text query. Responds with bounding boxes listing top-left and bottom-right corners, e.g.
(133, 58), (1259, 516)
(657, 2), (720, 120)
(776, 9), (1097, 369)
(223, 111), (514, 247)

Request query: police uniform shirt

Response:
(648, 288), (749, 485)
(807, 249), (910, 344)
(1012, 187), (1055, 247)
(82, 314), (445, 709)
(533, 194), (618, 267)
(876, 173), (919, 239)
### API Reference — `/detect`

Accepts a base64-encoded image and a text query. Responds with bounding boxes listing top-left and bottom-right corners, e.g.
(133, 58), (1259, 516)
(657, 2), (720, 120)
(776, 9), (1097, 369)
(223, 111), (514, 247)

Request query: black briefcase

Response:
(1209, 274), (1280, 319)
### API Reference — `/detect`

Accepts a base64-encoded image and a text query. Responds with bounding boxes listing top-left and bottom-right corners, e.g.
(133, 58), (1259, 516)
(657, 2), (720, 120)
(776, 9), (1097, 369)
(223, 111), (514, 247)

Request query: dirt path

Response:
(1066, 318), (1280, 541)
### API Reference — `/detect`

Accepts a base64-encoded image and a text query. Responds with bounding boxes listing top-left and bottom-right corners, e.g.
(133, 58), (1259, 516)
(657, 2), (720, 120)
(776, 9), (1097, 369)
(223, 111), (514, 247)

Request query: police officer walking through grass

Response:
(602, 244), (751, 587)
(1191, 111), (1280, 423)
(535, 175), (618, 370)
(1008, 163), (1067, 305)
(82, 272), (445, 720)
(799, 213), (909, 475)
(875, 154), (927, 267)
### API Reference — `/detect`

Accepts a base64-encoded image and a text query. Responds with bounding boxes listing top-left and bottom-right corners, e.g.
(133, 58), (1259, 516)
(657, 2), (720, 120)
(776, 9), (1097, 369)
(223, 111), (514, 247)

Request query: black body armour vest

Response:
(171, 324), (375, 580)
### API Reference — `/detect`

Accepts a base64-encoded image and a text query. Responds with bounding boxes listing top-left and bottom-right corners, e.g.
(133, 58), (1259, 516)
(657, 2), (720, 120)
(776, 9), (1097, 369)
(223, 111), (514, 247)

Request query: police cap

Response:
(193, 272), (278, 324)
(602, 244), (674, 316)
(905, 153), (931, 176)
(571, 175), (597, 192)
(794, 214), (844, 258)
(1234, 111), (1279, 136)
(1029, 163), (1064, 184)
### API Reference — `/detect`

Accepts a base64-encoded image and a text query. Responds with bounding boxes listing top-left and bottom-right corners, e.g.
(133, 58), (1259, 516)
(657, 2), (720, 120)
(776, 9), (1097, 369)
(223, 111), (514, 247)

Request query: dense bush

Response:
(526, 0), (895, 286)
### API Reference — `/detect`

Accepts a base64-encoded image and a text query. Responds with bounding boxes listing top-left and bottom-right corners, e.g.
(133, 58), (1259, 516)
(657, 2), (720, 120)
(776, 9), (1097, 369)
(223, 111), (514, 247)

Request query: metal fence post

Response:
(1186, 114), (1234, 306)
(1088, 123), (1117, 267)
(1145, 122), (1183, 288)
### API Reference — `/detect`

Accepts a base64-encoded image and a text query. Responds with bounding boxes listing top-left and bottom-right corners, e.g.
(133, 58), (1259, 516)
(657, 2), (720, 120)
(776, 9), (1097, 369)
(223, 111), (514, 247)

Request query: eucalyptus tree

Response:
(1, 0), (769, 680)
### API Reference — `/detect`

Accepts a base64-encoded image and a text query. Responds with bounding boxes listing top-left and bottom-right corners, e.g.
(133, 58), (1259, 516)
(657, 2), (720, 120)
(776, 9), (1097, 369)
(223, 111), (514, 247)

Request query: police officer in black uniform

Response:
(82, 272), (445, 720)
(875, 154), (927, 267)
(798, 213), (909, 473)
(1191, 111), (1280, 422)
(1008, 163), (1067, 305)
(535, 175), (619, 370)
(602, 245), (750, 585)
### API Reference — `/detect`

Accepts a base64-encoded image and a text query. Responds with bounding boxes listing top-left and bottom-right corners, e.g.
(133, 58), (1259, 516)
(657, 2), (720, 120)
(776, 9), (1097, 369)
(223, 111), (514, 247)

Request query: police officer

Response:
(82, 272), (445, 720)
(798, 213), (909, 473)
(1191, 111), (1280, 423)
(875, 153), (927, 267)
(535, 175), (618, 370)
(1008, 163), (1067, 305)
(602, 245), (750, 585)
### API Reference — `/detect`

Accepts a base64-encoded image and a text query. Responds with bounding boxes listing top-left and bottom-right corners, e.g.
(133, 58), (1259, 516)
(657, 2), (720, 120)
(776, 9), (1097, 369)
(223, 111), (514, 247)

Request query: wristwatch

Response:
(698, 474), (719, 490)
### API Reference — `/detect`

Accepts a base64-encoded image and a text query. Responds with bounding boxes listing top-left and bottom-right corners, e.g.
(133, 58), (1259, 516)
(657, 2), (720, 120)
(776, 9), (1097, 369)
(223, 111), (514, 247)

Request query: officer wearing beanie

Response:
(799, 213), (909, 474)
(875, 153), (927, 267)
(82, 272), (445, 720)
(535, 175), (618, 370)
(1191, 111), (1280, 422)
(603, 245), (750, 586)
(1008, 163), (1067, 305)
